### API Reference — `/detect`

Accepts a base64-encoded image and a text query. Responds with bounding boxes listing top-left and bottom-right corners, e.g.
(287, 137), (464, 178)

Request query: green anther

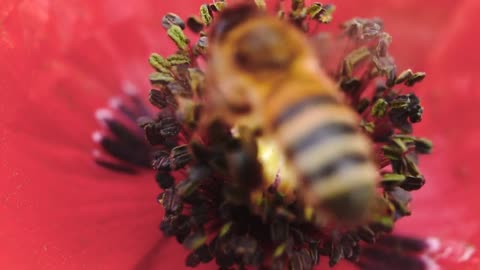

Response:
(371, 98), (388, 117)
(382, 173), (406, 183)
(188, 68), (205, 95)
(149, 72), (175, 84)
(342, 46), (370, 77)
(253, 193), (263, 206)
(318, 4), (335, 23)
(405, 157), (420, 176)
(391, 137), (408, 152)
(360, 120), (375, 133)
(187, 68), (205, 97)
(382, 145), (403, 160)
(307, 3), (323, 18)
(391, 97), (409, 109)
(180, 100), (198, 126)
(167, 54), (191, 65)
(212, 0), (227, 11)
(200, 4), (213, 26)
(189, 235), (207, 250)
(414, 138), (433, 154)
(149, 53), (171, 73)
(392, 134), (416, 143)
(374, 216), (394, 229)
(220, 222), (232, 237)
(395, 69), (413, 84)
(405, 72), (426, 87)
(273, 243), (286, 258)
(167, 25), (189, 50)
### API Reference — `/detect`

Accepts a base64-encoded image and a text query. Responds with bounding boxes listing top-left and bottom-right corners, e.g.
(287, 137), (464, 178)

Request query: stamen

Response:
(92, 91), (154, 174)
(92, 150), (137, 174)
(96, 134), (150, 166)
(91, 1), (434, 269)
(108, 97), (141, 122)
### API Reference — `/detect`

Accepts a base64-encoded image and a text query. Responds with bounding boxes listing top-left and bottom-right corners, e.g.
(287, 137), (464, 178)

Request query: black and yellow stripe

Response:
(271, 93), (376, 221)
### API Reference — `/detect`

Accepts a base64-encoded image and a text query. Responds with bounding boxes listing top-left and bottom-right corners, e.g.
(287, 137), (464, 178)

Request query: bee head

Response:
(210, 4), (260, 42)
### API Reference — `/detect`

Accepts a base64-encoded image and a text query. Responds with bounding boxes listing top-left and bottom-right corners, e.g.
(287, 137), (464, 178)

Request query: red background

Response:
(1, 0), (479, 269)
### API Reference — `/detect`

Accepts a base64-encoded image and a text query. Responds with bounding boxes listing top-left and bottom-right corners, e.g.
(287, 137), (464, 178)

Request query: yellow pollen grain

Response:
(257, 137), (297, 198)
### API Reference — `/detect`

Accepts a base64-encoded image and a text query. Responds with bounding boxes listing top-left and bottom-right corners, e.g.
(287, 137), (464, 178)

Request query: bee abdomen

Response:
(285, 122), (356, 156)
(272, 95), (338, 130)
(303, 152), (368, 182)
(287, 120), (372, 187)
(272, 94), (376, 219)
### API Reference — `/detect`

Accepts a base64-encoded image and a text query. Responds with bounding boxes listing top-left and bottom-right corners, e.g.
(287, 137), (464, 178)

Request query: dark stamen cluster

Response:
(93, 92), (154, 174)
(327, 17), (432, 222)
(134, 1), (433, 269)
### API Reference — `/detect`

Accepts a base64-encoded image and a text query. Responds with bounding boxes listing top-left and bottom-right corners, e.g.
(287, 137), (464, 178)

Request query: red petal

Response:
(395, 0), (480, 268)
(0, 1), (206, 268)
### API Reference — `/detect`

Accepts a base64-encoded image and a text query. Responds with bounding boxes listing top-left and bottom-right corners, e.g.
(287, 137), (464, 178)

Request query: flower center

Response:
(93, 1), (433, 269)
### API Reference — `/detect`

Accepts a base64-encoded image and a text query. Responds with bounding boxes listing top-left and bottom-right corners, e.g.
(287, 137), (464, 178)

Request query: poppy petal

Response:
(396, 0), (480, 268)
(0, 0), (471, 269)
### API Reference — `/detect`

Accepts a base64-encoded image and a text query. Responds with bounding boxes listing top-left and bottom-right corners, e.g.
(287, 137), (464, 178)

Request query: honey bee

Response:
(205, 4), (378, 223)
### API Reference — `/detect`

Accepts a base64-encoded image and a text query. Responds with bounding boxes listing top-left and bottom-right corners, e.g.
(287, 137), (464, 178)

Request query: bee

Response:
(204, 4), (378, 223)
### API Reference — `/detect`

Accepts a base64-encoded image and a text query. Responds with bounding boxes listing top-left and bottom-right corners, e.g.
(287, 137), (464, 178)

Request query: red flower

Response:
(0, 0), (478, 269)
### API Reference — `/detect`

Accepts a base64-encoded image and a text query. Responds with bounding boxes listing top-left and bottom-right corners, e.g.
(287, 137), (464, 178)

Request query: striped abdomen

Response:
(265, 83), (377, 221)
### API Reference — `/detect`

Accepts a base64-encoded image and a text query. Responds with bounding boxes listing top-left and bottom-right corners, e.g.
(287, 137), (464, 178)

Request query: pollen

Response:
(257, 136), (298, 197)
